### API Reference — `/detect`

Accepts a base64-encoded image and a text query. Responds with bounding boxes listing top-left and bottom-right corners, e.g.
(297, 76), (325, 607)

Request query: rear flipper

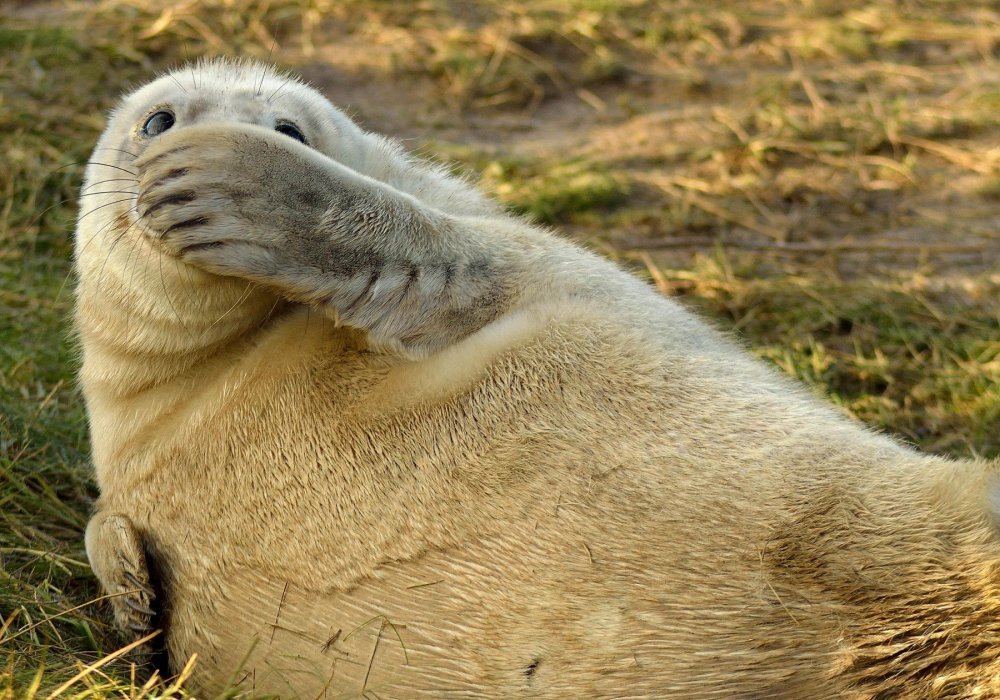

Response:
(85, 511), (158, 648)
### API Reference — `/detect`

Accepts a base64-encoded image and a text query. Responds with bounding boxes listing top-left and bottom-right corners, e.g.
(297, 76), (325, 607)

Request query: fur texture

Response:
(77, 59), (1000, 698)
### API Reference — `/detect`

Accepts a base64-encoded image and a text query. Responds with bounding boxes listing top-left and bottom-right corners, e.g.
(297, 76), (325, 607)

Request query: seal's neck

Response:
(76, 230), (282, 394)
(74, 233), (286, 465)
(77, 244), (282, 385)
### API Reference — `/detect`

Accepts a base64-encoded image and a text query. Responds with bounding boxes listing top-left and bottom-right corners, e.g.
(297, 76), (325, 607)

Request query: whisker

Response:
(267, 76), (294, 104)
(40, 160), (135, 186)
(58, 204), (133, 303)
(260, 294), (284, 330)
(257, 47), (275, 97)
(76, 197), (137, 224)
(205, 281), (257, 337)
(74, 200), (136, 260)
(74, 212), (125, 268)
(55, 267), (77, 308)
(119, 213), (145, 297)
(158, 244), (193, 340)
(172, 254), (200, 313)
(94, 218), (136, 295)
(26, 186), (134, 234)
(122, 216), (152, 339)
(86, 161), (138, 176)
(167, 73), (188, 94)
(91, 146), (139, 158)
(77, 190), (139, 197)
(268, 85), (317, 104)
(81, 177), (138, 193)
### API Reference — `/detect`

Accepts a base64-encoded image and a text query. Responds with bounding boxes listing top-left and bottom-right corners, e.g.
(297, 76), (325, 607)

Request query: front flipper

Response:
(133, 123), (602, 359)
(85, 511), (157, 641)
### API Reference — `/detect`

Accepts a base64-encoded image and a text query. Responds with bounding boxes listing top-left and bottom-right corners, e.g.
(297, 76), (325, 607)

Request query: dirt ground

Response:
(301, 34), (998, 277)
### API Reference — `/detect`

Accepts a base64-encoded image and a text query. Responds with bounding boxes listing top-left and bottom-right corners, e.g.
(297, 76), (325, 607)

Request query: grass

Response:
(0, 0), (997, 696)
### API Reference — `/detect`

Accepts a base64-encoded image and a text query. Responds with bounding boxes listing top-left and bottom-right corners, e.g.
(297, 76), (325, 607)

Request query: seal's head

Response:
(73, 59), (371, 391)
(76, 59), (363, 269)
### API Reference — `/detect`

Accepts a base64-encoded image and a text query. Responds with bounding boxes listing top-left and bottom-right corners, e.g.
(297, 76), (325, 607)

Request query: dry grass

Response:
(0, 0), (997, 696)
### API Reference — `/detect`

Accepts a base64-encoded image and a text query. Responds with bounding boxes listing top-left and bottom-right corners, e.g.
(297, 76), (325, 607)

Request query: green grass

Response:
(483, 157), (628, 223)
(664, 258), (999, 457)
(0, 0), (997, 696)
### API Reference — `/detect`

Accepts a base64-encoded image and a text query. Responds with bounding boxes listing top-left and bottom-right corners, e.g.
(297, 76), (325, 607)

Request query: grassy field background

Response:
(1, 0), (998, 696)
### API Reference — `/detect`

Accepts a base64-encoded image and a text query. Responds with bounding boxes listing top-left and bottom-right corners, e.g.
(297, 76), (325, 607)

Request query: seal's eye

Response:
(142, 111), (175, 137)
(275, 123), (306, 144)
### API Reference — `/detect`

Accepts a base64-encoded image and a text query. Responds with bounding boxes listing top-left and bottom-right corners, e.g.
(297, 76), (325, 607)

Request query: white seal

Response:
(78, 59), (1000, 698)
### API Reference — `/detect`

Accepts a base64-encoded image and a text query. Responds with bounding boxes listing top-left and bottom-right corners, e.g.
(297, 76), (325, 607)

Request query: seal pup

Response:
(79, 59), (1000, 698)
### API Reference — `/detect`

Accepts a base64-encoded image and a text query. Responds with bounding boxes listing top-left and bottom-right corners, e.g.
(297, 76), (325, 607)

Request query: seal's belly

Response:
(160, 526), (776, 698)
(166, 531), (707, 699)
(162, 518), (837, 699)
